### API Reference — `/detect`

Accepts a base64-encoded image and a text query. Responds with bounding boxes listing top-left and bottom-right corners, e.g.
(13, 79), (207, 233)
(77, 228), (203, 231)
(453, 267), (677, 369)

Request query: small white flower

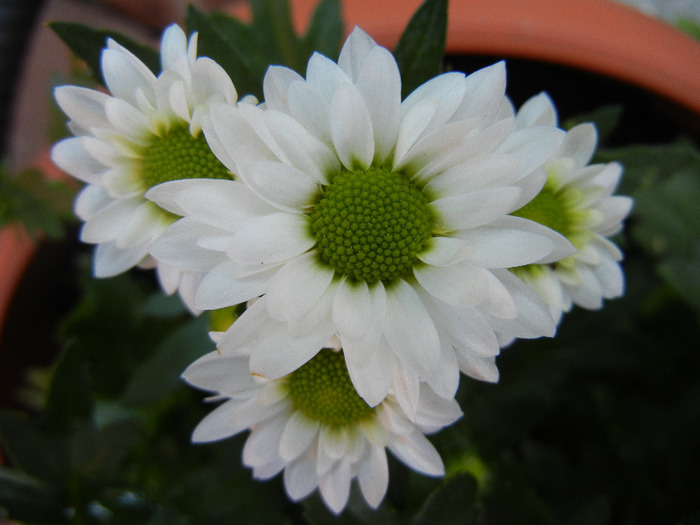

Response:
(149, 27), (575, 405)
(183, 340), (462, 514)
(511, 93), (634, 322)
(51, 24), (238, 308)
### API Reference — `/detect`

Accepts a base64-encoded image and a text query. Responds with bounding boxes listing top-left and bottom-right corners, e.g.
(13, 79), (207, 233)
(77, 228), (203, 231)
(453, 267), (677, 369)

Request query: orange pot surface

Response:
(229, 0), (700, 114)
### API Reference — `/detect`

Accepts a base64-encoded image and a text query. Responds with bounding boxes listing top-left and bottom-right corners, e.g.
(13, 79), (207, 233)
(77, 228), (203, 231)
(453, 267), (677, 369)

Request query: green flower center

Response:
(287, 349), (373, 427)
(309, 166), (433, 284)
(141, 125), (231, 188)
(511, 185), (572, 238)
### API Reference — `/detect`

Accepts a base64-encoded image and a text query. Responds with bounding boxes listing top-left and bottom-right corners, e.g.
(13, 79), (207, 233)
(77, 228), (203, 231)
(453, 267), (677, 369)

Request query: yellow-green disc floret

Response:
(287, 349), (374, 427)
(141, 125), (231, 188)
(310, 167), (433, 284)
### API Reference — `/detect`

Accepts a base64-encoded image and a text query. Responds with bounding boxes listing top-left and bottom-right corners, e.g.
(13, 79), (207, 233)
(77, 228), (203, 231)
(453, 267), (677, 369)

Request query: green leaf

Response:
(564, 105), (623, 144)
(122, 316), (212, 406)
(394, 0), (448, 98)
(0, 409), (68, 483)
(186, 6), (266, 99)
(49, 21), (160, 86)
(42, 345), (94, 432)
(70, 417), (143, 478)
(250, 0), (300, 67)
(657, 243), (700, 315)
(0, 163), (74, 240)
(412, 473), (479, 525)
(0, 467), (65, 523)
(632, 170), (700, 258)
(303, 0), (344, 60)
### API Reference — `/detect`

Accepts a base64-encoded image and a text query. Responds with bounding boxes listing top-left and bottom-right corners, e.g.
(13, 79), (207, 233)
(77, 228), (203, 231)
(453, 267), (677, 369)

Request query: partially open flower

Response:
(183, 338), (462, 514)
(51, 24), (238, 308)
(511, 93), (633, 322)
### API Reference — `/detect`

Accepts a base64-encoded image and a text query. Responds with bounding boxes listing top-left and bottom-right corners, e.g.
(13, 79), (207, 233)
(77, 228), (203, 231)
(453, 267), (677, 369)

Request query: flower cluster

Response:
(52, 23), (631, 514)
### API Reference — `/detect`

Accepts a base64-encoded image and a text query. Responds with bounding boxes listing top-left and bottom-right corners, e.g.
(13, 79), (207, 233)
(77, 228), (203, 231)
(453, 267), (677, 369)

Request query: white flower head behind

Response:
(183, 335), (462, 514)
(148, 27), (576, 406)
(51, 24), (238, 309)
(511, 93), (634, 322)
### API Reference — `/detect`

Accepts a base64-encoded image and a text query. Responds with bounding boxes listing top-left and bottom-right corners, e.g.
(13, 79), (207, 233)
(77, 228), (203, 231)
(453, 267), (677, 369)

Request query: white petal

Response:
(388, 430), (444, 476)
(516, 92), (557, 128)
(332, 278), (371, 341)
(384, 280), (441, 379)
(245, 161), (320, 212)
(93, 240), (148, 277)
(559, 123), (597, 168)
(181, 352), (253, 394)
(51, 138), (107, 185)
(231, 213), (314, 266)
(355, 46), (401, 163)
(498, 126), (565, 177)
(306, 52), (350, 102)
(263, 109), (339, 183)
(338, 27), (378, 81)
(102, 45), (157, 107)
(431, 186), (521, 231)
(454, 61), (507, 123)
(160, 25), (189, 78)
(417, 236), (473, 266)
(249, 325), (330, 380)
(284, 454), (319, 500)
(330, 82), (374, 170)
(148, 217), (223, 271)
(279, 411), (320, 462)
(344, 336), (395, 408)
(54, 85), (110, 130)
(414, 262), (490, 308)
(319, 460), (352, 514)
(265, 252), (335, 322)
(459, 354), (499, 383)
(243, 413), (288, 467)
(461, 227), (557, 268)
(195, 260), (274, 310)
(263, 65), (305, 112)
(357, 445), (389, 508)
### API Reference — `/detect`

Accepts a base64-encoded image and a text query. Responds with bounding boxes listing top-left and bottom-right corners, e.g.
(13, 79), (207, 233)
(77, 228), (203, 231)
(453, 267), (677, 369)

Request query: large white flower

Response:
(148, 27), (575, 405)
(51, 24), (237, 307)
(511, 93), (633, 322)
(183, 338), (462, 514)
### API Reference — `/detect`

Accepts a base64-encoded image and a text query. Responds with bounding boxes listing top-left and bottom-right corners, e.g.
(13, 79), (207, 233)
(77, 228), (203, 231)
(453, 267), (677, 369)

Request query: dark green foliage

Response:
(0, 162), (74, 239)
(394, 0), (448, 99)
(49, 22), (160, 86)
(187, 0), (343, 100)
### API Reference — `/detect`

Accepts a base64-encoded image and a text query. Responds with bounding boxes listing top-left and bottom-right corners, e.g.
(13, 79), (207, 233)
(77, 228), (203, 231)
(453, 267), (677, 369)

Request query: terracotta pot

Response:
(229, 0), (700, 115)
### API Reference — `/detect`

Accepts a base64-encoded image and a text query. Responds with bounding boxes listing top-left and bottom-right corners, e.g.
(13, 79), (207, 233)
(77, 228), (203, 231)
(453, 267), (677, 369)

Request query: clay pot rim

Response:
(230, 0), (700, 115)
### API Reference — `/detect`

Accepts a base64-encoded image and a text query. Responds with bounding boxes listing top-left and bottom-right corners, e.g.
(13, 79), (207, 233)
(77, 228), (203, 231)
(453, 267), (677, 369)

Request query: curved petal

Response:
(414, 261), (491, 308)
(355, 46), (401, 164)
(388, 430), (444, 476)
(384, 280), (441, 379)
(279, 411), (321, 462)
(265, 252), (335, 322)
(431, 186), (521, 231)
(195, 260), (274, 310)
(230, 213), (314, 266)
(330, 82), (374, 170)
(357, 445), (389, 509)
(245, 161), (320, 212)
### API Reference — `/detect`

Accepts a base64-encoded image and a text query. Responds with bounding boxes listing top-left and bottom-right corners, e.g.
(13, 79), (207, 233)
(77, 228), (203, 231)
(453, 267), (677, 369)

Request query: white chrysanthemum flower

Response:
(148, 27), (575, 405)
(510, 93), (633, 322)
(183, 339), (462, 515)
(51, 24), (238, 307)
